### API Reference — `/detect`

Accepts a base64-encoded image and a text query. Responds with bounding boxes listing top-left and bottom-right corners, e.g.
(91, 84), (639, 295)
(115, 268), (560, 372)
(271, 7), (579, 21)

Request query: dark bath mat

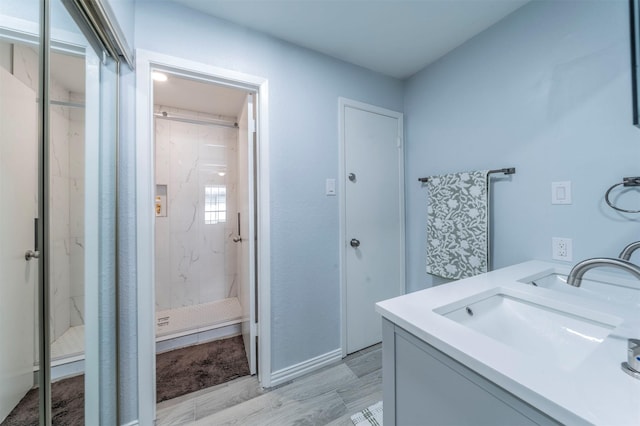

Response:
(1, 374), (84, 426)
(156, 335), (250, 402)
(2, 335), (250, 424)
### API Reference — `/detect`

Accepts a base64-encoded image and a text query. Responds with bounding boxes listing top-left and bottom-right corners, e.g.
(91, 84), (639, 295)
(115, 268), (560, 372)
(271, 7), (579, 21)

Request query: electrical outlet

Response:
(552, 237), (573, 261)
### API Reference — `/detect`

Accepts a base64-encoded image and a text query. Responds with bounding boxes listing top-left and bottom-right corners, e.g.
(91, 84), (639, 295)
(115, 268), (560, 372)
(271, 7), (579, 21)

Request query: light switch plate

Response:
(326, 178), (336, 196)
(551, 181), (572, 204)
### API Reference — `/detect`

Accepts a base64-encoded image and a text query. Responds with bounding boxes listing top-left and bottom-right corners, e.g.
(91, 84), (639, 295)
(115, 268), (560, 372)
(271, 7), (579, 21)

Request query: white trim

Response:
(83, 48), (102, 426)
(255, 83), (271, 387)
(135, 48), (272, 424)
(120, 421), (139, 426)
(269, 349), (342, 387)
(338, 97), (405, 359)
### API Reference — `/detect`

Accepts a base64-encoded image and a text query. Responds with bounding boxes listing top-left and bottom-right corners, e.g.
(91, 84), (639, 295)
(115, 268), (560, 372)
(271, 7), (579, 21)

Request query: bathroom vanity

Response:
(376, 261), (640, 425)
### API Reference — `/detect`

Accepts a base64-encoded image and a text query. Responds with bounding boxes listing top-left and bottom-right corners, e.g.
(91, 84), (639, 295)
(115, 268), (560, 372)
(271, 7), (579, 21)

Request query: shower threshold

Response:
(42, 297), (243, 369)
(156, 297), (242, 341)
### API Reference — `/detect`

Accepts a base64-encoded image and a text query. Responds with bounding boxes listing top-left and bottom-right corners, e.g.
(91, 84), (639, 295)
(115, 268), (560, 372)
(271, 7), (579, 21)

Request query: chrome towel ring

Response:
(605, 177), (640, 213)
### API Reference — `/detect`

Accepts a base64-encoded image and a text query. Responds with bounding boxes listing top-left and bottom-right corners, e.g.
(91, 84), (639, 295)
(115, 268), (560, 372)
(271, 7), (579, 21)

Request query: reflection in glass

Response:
(48, 51), (86, 364)
(0, 1), (41, 425)
(45, 0), (90, 423)
(47, 48), (87, 424)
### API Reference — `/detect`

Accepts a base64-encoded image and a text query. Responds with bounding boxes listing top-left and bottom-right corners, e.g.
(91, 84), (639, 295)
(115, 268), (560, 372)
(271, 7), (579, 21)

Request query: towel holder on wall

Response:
(605, 176), (640, 213)
(418, 167), (516, 183)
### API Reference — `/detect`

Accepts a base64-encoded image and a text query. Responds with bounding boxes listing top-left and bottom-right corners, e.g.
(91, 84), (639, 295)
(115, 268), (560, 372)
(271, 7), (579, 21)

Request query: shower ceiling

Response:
(153, 75), (247, 117)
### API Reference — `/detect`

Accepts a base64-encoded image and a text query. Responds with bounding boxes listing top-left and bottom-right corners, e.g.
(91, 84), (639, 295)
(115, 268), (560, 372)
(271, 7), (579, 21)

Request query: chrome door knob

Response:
(350, 238), (360, 248)
(233, 236), (242, 243)
(348, 173), (356, 182)
(25, 250), (40, 261)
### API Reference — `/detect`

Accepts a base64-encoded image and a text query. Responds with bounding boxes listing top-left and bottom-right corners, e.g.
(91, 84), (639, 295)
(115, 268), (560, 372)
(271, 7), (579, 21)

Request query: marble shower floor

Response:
(156, 343), (382, 426)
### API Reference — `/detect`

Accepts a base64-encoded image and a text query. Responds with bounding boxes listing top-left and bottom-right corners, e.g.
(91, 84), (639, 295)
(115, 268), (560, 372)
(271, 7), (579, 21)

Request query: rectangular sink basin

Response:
(435, 288), (621, 371)
(519, 271), (640, 308)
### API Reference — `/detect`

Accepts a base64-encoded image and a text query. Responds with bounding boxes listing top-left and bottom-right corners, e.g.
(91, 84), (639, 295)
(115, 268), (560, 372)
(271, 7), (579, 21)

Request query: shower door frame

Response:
(134, 49), (271, 425)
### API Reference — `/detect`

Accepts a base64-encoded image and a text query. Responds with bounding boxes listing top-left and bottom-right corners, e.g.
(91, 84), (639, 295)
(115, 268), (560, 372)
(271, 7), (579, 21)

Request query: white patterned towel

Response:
(351, 401), (383, 425)
(426, 170), (489, 280)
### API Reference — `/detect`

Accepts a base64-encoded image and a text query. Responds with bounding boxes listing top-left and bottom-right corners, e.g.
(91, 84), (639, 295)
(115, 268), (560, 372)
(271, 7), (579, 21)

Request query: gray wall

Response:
(404, 0), (640, 291)
(134, 1), (404, 372)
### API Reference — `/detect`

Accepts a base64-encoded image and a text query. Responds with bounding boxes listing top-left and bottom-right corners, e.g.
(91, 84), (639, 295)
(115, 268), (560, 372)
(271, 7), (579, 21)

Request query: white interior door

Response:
(343, 100), (404, 355)
(0, 67), (38, 421)
(237, 93), (257, 374)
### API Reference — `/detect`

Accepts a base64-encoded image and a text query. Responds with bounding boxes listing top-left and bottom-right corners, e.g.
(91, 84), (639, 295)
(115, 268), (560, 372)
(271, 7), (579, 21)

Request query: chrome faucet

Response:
(566, 257), (640, 287)
(619, 241), (640, 261)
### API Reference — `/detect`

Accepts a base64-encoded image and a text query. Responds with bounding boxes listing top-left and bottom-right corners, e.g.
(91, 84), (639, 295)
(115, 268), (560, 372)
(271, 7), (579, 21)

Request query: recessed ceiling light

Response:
(152, 71), (168, 82)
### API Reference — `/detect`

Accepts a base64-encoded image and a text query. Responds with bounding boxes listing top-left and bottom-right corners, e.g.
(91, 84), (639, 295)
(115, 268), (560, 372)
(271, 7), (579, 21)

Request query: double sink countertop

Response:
(376, 260), (640, 425)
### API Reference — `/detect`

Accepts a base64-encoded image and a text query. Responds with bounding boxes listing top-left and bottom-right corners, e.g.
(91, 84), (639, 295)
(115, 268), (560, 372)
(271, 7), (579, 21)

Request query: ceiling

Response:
(45, 1), (533, 117)
(167, 0), (530, 79)
(154, 74), (248, 117)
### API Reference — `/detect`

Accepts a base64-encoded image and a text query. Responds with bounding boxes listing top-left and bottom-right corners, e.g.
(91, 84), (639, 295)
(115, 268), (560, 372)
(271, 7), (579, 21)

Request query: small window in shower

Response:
(204, 185), (226, 224)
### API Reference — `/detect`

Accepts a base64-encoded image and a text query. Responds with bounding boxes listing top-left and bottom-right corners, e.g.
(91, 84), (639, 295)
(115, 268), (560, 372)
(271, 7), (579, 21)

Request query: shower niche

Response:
(156, 184), (167, 217)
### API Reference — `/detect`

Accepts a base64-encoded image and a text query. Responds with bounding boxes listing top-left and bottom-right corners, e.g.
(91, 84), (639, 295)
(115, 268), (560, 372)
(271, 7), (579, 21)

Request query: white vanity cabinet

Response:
(382, 319), (561, 426)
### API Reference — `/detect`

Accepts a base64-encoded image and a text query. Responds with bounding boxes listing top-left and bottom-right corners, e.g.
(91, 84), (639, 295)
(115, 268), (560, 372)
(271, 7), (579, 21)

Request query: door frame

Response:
(338, 97), (405, 358)
(135, 49), (271, 424)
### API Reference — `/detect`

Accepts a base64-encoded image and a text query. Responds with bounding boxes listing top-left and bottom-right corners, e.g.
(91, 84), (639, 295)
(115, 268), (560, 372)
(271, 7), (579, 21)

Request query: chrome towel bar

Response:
(418, 167), (515, 183)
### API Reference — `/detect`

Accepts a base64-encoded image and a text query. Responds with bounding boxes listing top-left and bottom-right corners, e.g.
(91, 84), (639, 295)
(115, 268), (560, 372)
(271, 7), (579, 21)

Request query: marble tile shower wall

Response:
(154, 105), (239, 311)
(12, 44), (85, 343)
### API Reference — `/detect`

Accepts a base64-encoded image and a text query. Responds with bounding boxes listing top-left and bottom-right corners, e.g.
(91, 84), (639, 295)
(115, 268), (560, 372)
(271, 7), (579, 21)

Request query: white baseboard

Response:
(120, 421), (138, 426)
(269, 348), (342, 387)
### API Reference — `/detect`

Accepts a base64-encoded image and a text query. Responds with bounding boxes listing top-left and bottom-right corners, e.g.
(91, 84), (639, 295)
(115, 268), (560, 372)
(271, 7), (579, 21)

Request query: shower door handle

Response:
(233, 212), (242, 243)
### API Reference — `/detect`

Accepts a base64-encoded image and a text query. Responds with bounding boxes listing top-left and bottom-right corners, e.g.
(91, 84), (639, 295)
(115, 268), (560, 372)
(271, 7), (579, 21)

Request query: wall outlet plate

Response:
(552, 237), (573, 261)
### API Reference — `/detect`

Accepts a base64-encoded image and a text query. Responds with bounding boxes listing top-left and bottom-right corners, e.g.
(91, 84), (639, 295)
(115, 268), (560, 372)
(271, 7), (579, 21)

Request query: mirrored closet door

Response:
(0, 0), (123, 424)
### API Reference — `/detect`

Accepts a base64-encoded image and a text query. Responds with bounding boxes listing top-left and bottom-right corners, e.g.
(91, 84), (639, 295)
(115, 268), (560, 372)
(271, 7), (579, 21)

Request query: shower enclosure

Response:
(154, 107), (241, 344)
(153, 74), (254, 356)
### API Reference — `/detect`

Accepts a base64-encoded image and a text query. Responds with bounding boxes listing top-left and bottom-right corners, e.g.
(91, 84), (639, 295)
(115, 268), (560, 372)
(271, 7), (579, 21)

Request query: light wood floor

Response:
(156, 344), (382, 426)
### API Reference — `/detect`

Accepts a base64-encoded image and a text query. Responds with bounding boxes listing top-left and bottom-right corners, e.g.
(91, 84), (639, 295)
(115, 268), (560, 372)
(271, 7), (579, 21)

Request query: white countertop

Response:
(375, 260), (640, 425)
